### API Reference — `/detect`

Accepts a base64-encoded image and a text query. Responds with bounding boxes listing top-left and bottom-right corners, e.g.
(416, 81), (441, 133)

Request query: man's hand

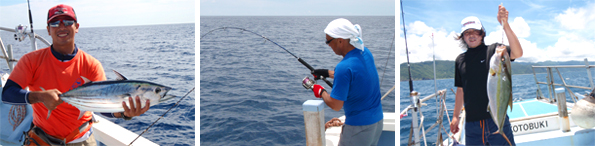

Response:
(29, 89), (63, 111)
(122, 96), (150, 118)
(312, 84), (326, 98)
(450, 116), (460, 134)
(498, 4), (509, 25)
(312, 69), (330, 80)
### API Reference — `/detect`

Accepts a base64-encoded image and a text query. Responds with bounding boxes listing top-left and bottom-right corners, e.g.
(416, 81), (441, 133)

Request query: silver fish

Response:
(487, 45), (513, 145)
(44, 70), (174, 119)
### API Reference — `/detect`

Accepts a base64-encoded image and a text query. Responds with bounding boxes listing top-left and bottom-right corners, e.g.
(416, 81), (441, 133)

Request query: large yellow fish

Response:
(487, 45), (513, 145)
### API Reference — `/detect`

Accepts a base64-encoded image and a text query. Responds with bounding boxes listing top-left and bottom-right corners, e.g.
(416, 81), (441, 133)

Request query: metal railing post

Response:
(555, 88), (570, 132)
(586, 58), (594, 88)
(410, 91), (421, 146)
(302, 100), (326, 146)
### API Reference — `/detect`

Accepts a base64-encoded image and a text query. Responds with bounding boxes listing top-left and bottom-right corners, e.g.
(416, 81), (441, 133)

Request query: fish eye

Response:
(155, 88), (161, 93)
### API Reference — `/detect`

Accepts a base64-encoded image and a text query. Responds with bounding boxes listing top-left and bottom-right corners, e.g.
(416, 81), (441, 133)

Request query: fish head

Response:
(136, 82), (173, 105)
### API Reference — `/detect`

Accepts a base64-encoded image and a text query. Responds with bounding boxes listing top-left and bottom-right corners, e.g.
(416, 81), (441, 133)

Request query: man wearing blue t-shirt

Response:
(306, 18), (383, 146)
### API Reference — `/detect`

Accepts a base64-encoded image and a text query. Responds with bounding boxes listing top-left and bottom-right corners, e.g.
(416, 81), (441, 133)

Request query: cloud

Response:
(399, 21), (463, 64)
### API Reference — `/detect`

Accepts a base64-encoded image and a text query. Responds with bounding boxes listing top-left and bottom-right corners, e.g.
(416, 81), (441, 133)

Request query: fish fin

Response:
(47, 110), (51, 119)
(509, 94), (513, 111)
(39, 87), (46, 91)
(77, 111), (85, 120)
(489, 68), (496, 76)
(81, 76), (92, 84)
(112, 70), (128, 80)
(487, 105), (490, 112)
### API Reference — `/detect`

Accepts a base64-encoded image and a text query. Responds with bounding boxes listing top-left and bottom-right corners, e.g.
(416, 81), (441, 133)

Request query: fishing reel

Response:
(302, 76), (316, 90)
(13, 24), (28, 42)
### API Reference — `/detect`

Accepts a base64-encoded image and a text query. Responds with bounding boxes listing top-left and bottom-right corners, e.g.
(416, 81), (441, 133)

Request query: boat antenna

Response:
(401, 0), (414, 92)
(27, 0), (34, 34)
(201, 27), (333, 88)
(129, 87), (195, 146)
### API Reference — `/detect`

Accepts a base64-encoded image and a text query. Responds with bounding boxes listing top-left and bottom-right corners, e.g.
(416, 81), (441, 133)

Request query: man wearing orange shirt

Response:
(1, 4), (149, 145)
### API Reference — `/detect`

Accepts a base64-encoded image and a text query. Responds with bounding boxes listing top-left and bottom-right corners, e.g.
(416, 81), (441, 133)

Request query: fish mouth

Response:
(159, 95), (176, 102)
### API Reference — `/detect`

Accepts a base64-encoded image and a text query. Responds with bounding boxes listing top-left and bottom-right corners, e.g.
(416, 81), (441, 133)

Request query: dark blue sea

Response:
(200, 16), (395, 145)
(399, 69), (595, 146)
(0, 23), (195, 146)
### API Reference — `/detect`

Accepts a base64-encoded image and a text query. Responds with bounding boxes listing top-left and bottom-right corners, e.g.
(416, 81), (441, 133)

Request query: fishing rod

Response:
(401, 0), (414, 93)
(129, 87), (195, 146)
(201, 27), (333, 88)
(27, 0), (34, 35)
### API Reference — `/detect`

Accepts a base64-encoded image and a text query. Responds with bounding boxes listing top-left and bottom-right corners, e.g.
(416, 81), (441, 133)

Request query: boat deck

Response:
(507, 98), (571, 119)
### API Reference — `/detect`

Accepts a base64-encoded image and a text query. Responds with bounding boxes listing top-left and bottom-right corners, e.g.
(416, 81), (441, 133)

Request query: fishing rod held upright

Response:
(201, 27), (334, 88)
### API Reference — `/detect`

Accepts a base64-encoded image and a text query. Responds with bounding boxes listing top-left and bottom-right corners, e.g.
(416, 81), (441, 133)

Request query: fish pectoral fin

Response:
(81, 76), (92, 84)
(77, 111), (86, 120)
(47, 110), (51, 119)
(489, 68), (496, 76)
(40, 87), (46, 91)
(112, 70), (128, 80)
(509, 94), (514, 111)
(486, 105), (490, 112)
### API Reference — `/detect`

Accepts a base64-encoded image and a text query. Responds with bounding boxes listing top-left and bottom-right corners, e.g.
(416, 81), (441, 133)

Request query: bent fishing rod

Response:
(200, 27), (333, 88)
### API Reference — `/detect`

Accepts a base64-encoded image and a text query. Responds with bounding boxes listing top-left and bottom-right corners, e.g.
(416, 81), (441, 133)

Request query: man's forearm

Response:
(503, 22), (523, 59)
(453, 87), (464, 117)
(321, 91), (343, 111)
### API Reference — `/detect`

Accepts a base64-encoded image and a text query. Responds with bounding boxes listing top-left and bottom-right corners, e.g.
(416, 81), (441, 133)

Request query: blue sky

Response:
(200, 0), (395, 16)
(0, 0), (194, 28)
(399, 0), (595, 63)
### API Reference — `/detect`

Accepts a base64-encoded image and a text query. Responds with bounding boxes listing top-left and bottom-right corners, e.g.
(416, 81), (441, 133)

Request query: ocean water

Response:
(399, 69), (595, 146)
(0, 23), (195, 146)
(200, 16), (395, 145)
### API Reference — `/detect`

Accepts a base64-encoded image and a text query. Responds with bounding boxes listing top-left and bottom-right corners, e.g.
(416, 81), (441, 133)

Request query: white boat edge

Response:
(92, 113), (159, 146)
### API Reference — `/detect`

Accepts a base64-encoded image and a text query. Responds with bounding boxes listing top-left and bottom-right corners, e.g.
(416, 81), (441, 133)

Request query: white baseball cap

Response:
(460, 16), (485, 35)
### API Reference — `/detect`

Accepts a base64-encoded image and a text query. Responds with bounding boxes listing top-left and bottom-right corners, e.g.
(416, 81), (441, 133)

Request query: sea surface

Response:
(200, 16), (395, 145)
(399, 69), (595, 146)
(0, 23), (195, 146)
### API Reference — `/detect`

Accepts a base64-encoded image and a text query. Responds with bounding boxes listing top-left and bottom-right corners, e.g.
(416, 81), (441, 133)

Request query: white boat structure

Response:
(400, 59), (595, 146)
(302, 86), (396, 146)
(0, 25), (158, 145)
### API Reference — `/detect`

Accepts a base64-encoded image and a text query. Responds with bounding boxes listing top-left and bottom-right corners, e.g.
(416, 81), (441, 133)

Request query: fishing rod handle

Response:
(298, 58), (315, 71)
(322, 78), (333, 88)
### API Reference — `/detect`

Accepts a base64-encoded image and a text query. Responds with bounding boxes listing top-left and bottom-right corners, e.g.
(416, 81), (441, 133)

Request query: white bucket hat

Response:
(460, 16), (485, 36)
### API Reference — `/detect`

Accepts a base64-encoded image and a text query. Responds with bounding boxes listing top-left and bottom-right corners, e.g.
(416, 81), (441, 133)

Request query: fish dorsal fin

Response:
(81, 76), (92, 84)
(112, 70), (128, 80)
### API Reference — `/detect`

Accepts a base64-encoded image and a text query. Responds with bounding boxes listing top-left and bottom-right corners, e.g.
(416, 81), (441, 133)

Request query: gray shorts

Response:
(339, 119), (383, 146)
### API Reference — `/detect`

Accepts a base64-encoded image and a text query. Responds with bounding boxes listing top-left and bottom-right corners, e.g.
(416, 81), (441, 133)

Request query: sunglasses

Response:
(325, 38), (335, 44)
(48, 19), (76, 28)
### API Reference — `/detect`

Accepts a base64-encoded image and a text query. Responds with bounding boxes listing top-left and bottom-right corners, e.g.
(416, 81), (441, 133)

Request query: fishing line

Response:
(379, 32), (395, 88)
(200, 27), (333, 88)
(129, 87), (195, 146)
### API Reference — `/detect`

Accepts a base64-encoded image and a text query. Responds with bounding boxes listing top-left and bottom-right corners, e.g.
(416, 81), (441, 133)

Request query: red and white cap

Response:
(460, 16), (484, 35)
(47, 4), (77, 23)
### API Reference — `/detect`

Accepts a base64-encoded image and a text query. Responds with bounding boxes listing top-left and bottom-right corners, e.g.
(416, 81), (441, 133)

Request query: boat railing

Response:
(531, 58), (595, 104)
(399, 89), (452, 146)
(0, 26), (51, 73)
